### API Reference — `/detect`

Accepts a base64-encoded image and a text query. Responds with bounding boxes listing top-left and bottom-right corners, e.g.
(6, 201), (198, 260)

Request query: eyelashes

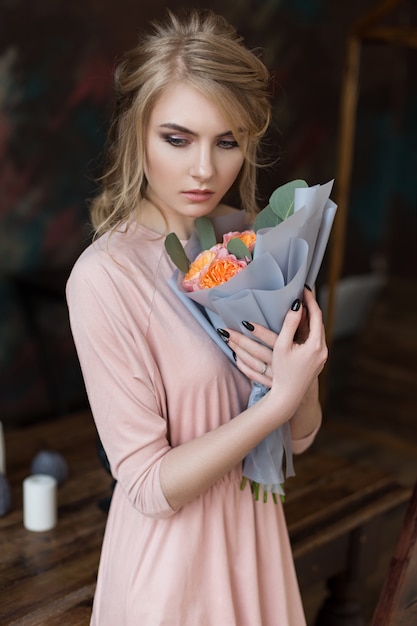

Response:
(218, 139), (239, 149)
(160, 134), (239, 150)
(162, 135), (188, 147)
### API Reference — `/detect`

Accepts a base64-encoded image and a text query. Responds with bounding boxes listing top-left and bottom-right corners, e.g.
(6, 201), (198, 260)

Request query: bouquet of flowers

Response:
(165, 179), (337, 501)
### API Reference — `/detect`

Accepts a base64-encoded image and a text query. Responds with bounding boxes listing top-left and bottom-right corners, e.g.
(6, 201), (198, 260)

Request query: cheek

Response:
(144, 133), (175, 183)
(225, 155), (245, 185)
(145, 148), (174, 185)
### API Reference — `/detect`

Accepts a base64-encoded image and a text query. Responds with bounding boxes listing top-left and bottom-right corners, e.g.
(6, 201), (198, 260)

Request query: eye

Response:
(218, 138), (239, 150)
(162, 134), (189, 147)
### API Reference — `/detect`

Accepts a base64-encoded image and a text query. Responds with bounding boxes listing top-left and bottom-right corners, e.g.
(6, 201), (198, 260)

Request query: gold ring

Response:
(260, 362), (268, 375)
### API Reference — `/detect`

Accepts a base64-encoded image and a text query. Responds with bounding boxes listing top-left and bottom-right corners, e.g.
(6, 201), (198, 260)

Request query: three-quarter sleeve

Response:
(291, 418), (322, 455)
(67, 256), (176, 519)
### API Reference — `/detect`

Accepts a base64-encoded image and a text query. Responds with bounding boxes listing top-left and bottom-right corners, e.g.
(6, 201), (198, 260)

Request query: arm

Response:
(289, 377), (322, 451)
(160, 287), (327, 509)
(68, 261), (326, 515)
(159, 384), (289, 509)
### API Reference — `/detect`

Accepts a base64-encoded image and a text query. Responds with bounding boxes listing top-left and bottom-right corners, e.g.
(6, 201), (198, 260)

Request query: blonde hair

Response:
(91, 9), (271, 236)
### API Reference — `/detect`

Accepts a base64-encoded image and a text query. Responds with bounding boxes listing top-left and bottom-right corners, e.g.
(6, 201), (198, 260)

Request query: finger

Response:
(294, 306), (309, 344)
(240, 320), (277, 349)
(302, 285), (322, 314)
(276, 298), (304, 350)
(225, 327), (274, 384)
(233, 351), (272, 386)
(301, 290), (328, 369)
(302, 288), (325, 342)
(228, 333), (272, 371)
(227, 323), (275, 356)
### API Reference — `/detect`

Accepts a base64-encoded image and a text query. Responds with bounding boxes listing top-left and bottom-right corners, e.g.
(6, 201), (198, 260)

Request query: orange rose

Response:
(223, 230), (256, 252)
(183, 248), (218, 291)
(199, 253), (247, 289)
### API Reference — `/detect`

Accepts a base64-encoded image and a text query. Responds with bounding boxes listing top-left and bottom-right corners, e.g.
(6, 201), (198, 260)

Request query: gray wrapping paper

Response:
(168, 181), (337, 494)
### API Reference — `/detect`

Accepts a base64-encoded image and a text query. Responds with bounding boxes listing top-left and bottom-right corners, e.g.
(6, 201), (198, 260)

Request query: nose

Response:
(189, 144), (215, 181)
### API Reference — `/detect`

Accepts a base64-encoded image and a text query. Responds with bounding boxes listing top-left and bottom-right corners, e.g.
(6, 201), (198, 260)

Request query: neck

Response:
(138, 196), (194, 240)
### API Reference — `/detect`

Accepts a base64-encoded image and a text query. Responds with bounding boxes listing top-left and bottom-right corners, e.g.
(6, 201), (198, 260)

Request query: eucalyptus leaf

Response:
(269, 179), (307, 222)
(164, 233), (190, 273)
(253, 204), (276, 232)
(227, 238), (252, 261)
(195, 216), (217, 251)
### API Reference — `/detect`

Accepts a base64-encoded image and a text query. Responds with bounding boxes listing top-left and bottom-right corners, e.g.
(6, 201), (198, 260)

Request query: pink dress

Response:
(66, 221), (317, 626)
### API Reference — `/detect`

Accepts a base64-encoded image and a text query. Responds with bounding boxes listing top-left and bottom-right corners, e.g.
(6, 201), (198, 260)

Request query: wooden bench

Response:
(0, 412), (411, 626)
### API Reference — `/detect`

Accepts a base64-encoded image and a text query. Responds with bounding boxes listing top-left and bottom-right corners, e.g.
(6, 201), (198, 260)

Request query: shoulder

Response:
(69, 224), (161, 281)
(66, 238), (117, 322)
(67, 235), (117, 294)
(66, 225), (163, 309)
(66, 229), (161, 340)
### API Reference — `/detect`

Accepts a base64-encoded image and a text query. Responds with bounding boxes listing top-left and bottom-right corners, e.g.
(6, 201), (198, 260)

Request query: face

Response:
(142, 81), (245, 239)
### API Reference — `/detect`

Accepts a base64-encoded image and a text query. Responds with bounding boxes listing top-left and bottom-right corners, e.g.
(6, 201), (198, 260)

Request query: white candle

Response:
(23, 474), (57, 531)
(0, 421), (5, 475)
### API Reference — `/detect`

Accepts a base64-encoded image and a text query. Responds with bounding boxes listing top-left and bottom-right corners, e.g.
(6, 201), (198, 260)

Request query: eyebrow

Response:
(158, 123), (235, 138)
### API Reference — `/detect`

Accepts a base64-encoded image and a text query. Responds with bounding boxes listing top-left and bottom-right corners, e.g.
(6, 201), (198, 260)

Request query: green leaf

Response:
(253, 179), (308, 231)
(164, 233), (190, 273)
(226, 238), (252, 261)
(195, 216), (217, 251)
(253, 204), (276, 232)
(269, 179), (307, 223)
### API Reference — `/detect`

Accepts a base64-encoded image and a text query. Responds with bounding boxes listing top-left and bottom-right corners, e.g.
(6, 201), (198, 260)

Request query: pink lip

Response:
(182, 190), (214, 202)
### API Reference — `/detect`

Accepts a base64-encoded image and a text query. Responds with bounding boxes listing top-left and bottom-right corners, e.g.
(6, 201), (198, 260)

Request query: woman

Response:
(67, 9), (327, 625)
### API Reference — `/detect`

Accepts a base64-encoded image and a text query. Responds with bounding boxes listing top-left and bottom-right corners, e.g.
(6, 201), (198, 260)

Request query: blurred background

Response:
(0, 0), (416, 428)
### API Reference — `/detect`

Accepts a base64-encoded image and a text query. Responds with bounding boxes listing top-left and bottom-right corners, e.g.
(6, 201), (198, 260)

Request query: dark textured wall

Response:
(1, 0), (415, 426)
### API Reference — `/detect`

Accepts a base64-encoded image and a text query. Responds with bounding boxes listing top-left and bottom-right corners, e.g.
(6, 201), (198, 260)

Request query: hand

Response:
(227, 288), (327, 409)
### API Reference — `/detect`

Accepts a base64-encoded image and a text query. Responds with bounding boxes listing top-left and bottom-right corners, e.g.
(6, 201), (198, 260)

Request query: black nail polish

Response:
(291, 299), (301, 312)
(217, 328), (230, 341)
(304, 283), (312, 292)
(242, 321), (255, 331)
(232, 351), (237, 361)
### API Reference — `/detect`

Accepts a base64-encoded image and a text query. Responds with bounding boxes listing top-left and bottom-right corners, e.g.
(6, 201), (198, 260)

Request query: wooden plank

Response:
(371, 481), (417, 625)
(291, 487), (410, 558)
(9, 585), (95, 626)
(1, 549), (99, 621)
(0, 412), (107, 626)
(0, 412), (412, 625)
(286, 458), (410, 538)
